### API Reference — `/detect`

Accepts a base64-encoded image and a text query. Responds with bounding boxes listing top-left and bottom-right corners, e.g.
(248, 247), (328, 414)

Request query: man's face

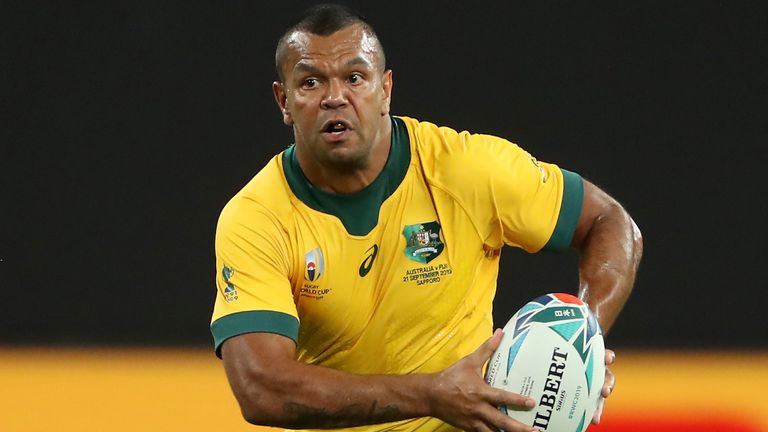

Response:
(273, 25), (393, 171)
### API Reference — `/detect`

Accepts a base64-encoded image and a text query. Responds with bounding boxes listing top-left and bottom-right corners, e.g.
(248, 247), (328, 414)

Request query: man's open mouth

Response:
(323, 121), (350, 134)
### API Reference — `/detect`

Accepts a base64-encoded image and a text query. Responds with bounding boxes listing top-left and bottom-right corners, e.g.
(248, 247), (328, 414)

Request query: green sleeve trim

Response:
(543, 169), (584, 252)
(211, 310), (299, 358)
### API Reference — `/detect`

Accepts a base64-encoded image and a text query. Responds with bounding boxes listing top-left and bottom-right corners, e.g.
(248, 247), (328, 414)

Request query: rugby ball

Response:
(485, 293), (605, 432)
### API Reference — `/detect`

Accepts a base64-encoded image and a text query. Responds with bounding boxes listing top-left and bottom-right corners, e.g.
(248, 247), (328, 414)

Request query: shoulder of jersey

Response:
(222, 154), (294, 223)
(398, 116), (518, 194)
(398, 116), (522, 166)
(397, 116), (464, 155)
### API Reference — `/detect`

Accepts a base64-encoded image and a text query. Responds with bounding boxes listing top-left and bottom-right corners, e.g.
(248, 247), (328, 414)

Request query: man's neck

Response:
(298, 118), (392, 194)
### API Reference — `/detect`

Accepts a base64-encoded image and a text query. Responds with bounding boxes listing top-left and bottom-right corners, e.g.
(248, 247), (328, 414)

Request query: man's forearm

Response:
(576, 199), (643, 333)
(222, 331), (538, 431)
(223, 341), (434, 428)
(259, 367), (433, 429)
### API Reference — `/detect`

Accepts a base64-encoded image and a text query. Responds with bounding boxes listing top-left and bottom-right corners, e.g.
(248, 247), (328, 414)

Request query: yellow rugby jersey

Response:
(211, 116), (583, 432)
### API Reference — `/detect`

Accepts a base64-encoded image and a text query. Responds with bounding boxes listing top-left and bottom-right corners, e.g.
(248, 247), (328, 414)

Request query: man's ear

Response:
(380, 70), (393, 116)
(272, 81), (293, 126)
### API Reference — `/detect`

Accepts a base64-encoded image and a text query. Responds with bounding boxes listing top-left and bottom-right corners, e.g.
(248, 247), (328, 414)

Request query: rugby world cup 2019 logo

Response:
(304, 247), (324, 282)
(403, 221), (444, 264)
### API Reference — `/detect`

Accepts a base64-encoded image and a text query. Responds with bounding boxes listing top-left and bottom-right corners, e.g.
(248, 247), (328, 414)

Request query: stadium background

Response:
(2, 1), (766, 430)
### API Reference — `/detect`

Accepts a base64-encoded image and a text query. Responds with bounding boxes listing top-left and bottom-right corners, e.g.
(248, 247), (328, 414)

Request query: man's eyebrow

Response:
(292, 56), (375, 76)
(293, 61), (322, 75)
(345, 56), (373, 68)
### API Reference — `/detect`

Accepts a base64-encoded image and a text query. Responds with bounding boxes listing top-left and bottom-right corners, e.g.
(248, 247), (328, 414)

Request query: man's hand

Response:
(592, 349), (616, 425)
(428, 329), (539, 432)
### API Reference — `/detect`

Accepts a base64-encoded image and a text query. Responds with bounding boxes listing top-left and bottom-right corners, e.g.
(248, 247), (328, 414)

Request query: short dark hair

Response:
(275, 3), (386, 81)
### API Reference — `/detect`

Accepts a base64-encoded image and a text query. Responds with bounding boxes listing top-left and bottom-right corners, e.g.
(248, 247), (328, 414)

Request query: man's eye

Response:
(302, 78), (318, 88)
(349, 73), (363, 84)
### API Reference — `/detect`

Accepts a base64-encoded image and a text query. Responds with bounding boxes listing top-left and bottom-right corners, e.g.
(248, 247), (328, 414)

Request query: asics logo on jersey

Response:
(358, 244), (379, 277)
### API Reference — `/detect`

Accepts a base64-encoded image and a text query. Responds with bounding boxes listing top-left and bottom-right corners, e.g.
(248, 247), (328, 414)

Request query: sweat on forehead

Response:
(275, 24), (386, 82)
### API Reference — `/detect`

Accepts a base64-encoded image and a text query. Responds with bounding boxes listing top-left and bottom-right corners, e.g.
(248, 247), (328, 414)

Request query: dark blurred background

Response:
(3, 1), (766, 349)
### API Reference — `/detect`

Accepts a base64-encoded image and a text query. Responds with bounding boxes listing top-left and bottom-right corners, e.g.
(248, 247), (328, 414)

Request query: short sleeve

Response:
(474, 135), (584, 252)
(540, 168), (584, 251)
(210, 197), (299, 358)
(409, 119), (583, 253)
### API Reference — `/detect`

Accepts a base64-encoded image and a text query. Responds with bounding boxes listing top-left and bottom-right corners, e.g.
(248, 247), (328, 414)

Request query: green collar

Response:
(282, 117), (411, 236)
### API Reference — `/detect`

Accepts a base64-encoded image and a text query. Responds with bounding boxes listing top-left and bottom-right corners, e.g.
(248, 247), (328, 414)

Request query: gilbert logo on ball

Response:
(485, 293), (605, 432)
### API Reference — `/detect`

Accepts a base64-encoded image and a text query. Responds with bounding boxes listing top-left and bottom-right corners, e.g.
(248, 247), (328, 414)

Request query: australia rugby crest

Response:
(403, 221), (444, 264)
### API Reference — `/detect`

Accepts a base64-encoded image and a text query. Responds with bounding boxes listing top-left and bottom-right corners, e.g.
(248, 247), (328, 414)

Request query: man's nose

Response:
(321, 79), (347, 109)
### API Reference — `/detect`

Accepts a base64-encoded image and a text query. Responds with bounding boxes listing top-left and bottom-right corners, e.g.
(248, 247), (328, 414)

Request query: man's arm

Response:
(569, 179), (643, 424)
(221, 330), (538, 432)
(571, 179), (643, 334)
